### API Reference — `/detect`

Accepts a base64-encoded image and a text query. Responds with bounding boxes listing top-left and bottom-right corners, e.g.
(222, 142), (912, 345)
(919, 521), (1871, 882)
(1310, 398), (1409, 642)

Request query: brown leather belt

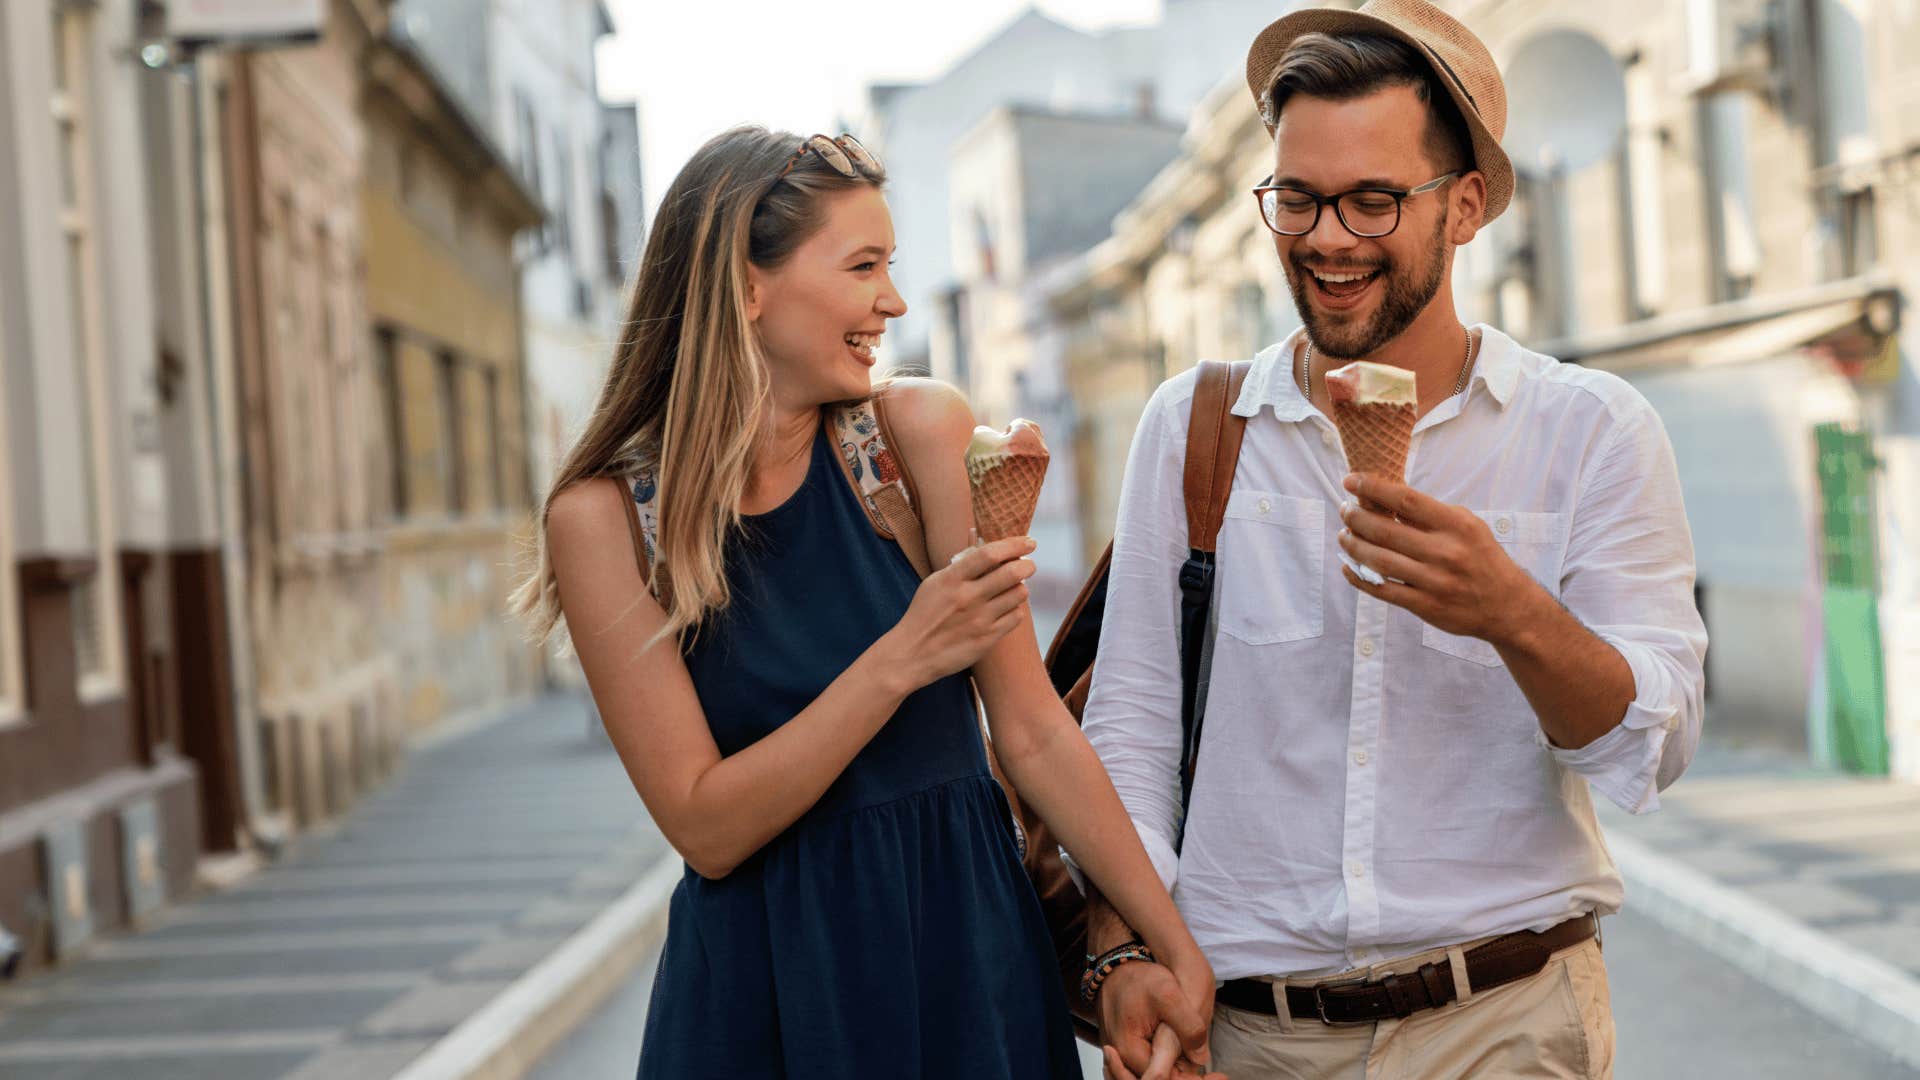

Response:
(1216, 913), (1599, 1026)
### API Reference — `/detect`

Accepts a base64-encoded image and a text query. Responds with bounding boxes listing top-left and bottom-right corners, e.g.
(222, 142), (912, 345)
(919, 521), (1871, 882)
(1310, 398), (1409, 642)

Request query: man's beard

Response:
(1286, 209), (1449, 360)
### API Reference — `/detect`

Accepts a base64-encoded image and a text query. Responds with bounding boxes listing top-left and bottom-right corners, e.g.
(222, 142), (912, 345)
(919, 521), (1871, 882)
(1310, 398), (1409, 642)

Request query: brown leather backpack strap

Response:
(1183, 360), (1253, 553)
(612, 475), (649, 583)
(866, 389), (934, 579)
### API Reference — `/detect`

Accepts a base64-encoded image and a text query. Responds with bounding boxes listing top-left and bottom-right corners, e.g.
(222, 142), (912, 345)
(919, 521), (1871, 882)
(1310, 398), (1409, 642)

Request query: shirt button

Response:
(1353, 749), (1369, 766)
(1494, 516), (1513, 537)
(1257, 498), (1272, 515)
(1358, 637), (1376, 657)
(1322, 431), (1336, 449)
(1349, 862), (1366, 879)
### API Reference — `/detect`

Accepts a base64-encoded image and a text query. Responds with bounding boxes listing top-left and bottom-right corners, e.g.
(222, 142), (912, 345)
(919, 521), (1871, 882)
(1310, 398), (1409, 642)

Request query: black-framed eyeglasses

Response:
(774, 133), (883, 184)
(1251, 172), (1459, 238)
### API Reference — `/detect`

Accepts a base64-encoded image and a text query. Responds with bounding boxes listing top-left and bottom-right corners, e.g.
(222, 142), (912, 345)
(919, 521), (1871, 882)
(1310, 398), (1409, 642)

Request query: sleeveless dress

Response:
(633, 424), (1081, 1078)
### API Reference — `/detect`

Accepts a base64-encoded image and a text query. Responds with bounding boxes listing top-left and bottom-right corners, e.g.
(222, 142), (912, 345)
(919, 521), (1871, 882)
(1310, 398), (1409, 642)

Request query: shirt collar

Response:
(1231, 323), (1523, 421)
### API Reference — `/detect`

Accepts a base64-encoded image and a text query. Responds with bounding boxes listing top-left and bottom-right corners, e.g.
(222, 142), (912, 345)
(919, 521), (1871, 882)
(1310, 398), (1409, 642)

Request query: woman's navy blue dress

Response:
(635, 426), (1080, 1078)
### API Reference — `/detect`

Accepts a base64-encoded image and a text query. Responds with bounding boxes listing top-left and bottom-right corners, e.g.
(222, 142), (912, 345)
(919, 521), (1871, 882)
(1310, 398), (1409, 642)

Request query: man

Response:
(1079, 2), (1707, 1077)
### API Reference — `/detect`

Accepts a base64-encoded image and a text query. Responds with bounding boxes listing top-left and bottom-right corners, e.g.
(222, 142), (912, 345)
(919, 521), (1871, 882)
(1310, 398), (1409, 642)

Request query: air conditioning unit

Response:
(1689, 0), (1774, 94)
(1684, 0), (1776, 95)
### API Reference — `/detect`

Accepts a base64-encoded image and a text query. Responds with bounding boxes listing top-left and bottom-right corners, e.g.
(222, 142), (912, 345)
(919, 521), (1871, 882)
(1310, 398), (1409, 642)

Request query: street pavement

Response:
(6, 685), (1918, 1079)
(0, 692), (664, 1080)
(533, 907), (1919, 1077)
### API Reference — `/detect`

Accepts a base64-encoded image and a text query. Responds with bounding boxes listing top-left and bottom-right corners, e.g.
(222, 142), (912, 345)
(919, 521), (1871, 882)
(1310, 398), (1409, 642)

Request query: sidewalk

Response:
(1597, 743), (1920, 1070)
(0, 693), (677, 1080)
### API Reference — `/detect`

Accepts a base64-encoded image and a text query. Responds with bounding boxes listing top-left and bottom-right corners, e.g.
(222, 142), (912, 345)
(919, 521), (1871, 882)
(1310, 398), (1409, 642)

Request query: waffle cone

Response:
(968, 452), (1049, 541)
(1333, 401), (1414, 510)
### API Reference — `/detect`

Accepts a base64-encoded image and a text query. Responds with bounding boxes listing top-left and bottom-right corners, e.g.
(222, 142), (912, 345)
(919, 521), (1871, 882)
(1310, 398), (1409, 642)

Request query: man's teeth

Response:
(1314, 270), (1375, 284)
(845, 332), (881, 356)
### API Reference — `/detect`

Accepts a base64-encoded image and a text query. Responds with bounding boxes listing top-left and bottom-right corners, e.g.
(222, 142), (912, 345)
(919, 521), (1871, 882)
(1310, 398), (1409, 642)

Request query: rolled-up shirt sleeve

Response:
(1549, 395), (1708, 814)
(1062, 375), (1193, 895)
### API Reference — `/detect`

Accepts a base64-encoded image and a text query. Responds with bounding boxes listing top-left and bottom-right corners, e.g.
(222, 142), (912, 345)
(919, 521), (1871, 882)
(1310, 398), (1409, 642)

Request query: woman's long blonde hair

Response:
(511, 126), (887, 651)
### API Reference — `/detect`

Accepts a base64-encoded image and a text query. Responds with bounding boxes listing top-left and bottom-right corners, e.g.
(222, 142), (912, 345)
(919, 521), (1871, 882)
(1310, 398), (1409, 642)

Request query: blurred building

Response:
(0, 0), (235, 975)
(946, 106), (1185, 608)
(396, 0), (643, 687)
(1046, 76), (1295, 570)
(863, 0), (1294, 375)
(358, 21), (545, 739)
(1036, 0), (1920, 778)
(214, 4), (396, 835)
(0, 0), (553, 978)
(393, 0), (642, 502)
(1454, 0), (1918, 777)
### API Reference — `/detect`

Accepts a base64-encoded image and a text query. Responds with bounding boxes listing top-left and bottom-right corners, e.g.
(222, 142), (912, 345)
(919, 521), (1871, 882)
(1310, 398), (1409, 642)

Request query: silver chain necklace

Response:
(1301, 326), (1476, 401)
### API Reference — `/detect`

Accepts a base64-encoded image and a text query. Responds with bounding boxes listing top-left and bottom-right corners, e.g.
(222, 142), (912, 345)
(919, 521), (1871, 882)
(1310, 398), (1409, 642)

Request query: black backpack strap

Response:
(1176, 360), (1251, 834)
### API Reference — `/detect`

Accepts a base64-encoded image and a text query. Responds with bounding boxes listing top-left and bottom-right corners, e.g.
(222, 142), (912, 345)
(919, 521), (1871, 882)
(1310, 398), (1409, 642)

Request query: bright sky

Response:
(596, 1), (1161, 224)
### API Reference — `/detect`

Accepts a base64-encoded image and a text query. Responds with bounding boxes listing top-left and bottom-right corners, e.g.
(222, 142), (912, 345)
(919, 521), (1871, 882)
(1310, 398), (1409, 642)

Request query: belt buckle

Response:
(1312, 976), (1376, 1027)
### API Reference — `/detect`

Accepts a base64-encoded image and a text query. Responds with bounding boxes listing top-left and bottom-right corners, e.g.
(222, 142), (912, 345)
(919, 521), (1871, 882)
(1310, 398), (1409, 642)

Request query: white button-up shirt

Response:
(1079, 325), (1707, 980)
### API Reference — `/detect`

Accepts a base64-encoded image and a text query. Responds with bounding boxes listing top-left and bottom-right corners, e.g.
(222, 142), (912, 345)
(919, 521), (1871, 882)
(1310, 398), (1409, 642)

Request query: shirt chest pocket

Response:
(1421, 509), (1569, 667)
(1217, 491), (1325, 645)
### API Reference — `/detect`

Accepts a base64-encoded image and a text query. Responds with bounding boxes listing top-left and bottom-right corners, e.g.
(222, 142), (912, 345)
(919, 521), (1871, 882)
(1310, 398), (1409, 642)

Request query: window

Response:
(514, 91), (545, 256)
(1696, 93), (1758, 302)
(484, 366), (503, 511)
(52, 4), (123, 700)
(1618, 52), (1667, 321)
(553, 130), (574, 260)
(375, 327), (408, 519)
(599, 134), (624, 281)
(1840, 188), (1877, 278)
(435, 350), (465, 515)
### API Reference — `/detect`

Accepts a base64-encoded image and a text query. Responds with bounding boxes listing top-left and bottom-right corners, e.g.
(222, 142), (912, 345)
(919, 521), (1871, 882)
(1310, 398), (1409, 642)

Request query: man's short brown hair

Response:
(1266, 32), (1475, 177)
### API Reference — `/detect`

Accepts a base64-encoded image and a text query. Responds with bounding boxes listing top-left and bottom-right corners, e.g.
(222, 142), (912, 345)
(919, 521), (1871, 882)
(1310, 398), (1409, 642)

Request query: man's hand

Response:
(1098, 960), (1214, 1080)
(1335, 472), (1548, 645)
(1337, 471), (1637, 750)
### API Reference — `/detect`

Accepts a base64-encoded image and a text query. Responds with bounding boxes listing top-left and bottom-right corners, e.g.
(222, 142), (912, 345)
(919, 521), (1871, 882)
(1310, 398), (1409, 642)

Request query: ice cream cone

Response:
(1326, 361), (1417, 514)
(966, 419), (1050, 542)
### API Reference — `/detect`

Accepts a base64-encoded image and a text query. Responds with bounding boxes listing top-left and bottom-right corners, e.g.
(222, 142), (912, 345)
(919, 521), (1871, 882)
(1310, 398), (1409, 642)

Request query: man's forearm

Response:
(1084, 880), (1141, 955)
(1493, 584), (1635, 749)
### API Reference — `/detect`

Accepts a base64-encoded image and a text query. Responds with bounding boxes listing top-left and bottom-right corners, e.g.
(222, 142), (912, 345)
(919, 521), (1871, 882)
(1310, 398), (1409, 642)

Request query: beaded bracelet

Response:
(1080, 940), (1156, 1004)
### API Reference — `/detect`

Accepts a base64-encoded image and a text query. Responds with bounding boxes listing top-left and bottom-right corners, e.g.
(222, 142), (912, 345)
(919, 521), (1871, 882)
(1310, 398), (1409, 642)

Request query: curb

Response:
(392, 851), (683, 1080)
(1607, 830), (1920, 1069)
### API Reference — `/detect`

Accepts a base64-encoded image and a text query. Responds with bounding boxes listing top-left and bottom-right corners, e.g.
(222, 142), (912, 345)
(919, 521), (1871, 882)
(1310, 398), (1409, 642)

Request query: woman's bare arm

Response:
(547, 477), (1032, 879)
(882, 381), (1214, 1029)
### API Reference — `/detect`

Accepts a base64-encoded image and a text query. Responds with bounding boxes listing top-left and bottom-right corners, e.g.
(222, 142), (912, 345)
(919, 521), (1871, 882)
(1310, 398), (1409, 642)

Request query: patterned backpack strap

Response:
(620, 456), (662, 589)
(828, 397), (933, 578)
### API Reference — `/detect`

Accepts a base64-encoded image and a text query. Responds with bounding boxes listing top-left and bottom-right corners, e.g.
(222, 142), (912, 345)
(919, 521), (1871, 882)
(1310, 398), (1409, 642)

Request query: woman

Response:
(516, 126), (1213, 1077)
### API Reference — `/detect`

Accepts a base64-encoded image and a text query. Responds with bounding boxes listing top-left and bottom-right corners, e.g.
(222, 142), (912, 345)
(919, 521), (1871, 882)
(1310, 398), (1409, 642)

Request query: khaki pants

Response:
(1210, 936), (1614, 1079)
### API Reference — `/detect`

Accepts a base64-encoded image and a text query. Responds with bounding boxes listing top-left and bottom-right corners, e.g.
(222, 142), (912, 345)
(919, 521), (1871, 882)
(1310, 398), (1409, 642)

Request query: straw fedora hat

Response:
(1245, 0), (1515, 224)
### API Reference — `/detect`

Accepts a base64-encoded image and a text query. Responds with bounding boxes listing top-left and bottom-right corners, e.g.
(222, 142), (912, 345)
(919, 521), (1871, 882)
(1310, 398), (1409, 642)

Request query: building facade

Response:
(396, 0), (642, 686)
(360, 20), (545, 738)
(396, 0), (641, 499)
(216, 3), (396, 833)
(1453, 0), (1918, 776)
(0, 0), (239, 974)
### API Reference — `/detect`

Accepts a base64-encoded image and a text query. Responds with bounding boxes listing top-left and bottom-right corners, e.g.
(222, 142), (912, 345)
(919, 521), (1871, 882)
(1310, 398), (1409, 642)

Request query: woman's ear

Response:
(743, 264), (764, 322)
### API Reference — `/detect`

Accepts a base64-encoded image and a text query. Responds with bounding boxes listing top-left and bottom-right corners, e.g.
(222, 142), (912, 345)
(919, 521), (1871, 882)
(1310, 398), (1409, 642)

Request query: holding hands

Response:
(1097, 955), (1226, 1080)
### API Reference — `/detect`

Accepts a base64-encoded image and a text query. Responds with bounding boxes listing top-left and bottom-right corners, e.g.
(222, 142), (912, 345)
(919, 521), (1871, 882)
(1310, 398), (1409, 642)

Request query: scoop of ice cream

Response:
(1325, 361), (1417, 407)
(966, 419), (1049, 542)
(966, 418), (1047, 474)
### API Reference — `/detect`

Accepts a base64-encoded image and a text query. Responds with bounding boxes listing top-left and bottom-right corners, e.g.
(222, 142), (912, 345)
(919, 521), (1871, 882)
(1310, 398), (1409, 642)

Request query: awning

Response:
(1542, 277), (1902, 381)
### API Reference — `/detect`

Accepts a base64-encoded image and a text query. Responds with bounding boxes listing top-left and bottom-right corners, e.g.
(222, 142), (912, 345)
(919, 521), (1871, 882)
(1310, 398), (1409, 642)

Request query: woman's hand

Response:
(1160, 943), (1217, 1049)
(878, 534), (1035, 691)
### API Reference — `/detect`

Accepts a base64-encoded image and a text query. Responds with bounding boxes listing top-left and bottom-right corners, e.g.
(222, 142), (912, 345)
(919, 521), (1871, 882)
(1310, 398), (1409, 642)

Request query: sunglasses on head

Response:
(774, 133), (883, 184)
